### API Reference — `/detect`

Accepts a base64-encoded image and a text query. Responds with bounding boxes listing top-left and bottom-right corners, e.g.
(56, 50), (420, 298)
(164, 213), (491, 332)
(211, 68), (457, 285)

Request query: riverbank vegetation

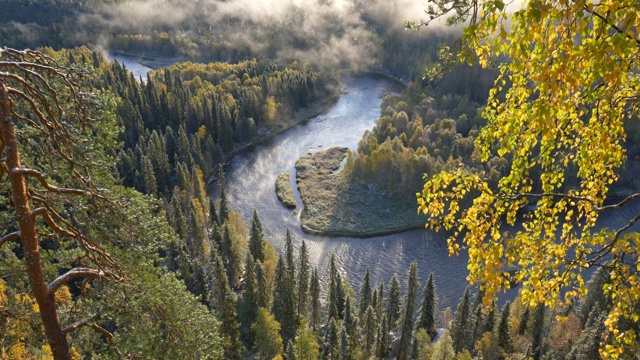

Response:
(275, 173), (297, 209)
(296, 147), (425, 236)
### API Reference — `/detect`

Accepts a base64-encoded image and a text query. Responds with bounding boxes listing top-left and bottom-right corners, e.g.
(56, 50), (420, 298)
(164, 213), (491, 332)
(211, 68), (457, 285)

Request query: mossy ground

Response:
(295, 147), (424, 237)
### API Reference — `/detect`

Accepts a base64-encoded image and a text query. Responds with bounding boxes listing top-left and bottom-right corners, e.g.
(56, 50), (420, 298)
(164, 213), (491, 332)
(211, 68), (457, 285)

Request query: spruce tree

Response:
(297, 240), (310, 321)
(417, 272), (437, 339)
(497, 301), (512, 353)
(238, 254), (258, 346)
(327, 255), (340, 322)
(376, 314), (390, 359)
(310, 268), (321, 332)
(450, 286), (471, 354)
(255, 260), (269, 309)
(217, 164), (229, 223)
(208, 247), (243, 360)
(286, 340), (295, 360)
(344, 296), (361, 357)
(359, 268), (372, 318)
(518, 306), (530, 335)
(377, 283), (385, 320)
(285, 228), (296, 281)
(396, 262), (419, 360)
(567, 305), (606, 360)
(481, 303), (496, 335)
(322, 318), (339, 360)
(339, 327), (350, 360)
(387, 276), (401, 328)
(530, 304), (546, 360)
(208, 193), (219, 226)
(273, 254), (298, 344)
(363, 305), (377, 351)
(469, 291), (484, 348)
(249, 209), (266, 263)
(222, 224), (241, 289)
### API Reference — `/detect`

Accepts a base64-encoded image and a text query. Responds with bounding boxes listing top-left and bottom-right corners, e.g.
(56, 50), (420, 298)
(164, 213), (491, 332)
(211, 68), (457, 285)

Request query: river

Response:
(110, 55), (640, 308)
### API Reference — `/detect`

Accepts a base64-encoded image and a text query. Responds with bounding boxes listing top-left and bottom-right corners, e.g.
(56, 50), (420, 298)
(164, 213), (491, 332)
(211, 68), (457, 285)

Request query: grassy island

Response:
(295, 147), (424, 237)
(275, 173), (298, 209)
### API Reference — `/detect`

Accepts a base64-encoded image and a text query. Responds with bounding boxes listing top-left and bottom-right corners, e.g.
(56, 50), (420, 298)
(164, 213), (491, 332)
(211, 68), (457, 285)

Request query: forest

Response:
(1, 0), (639, 359)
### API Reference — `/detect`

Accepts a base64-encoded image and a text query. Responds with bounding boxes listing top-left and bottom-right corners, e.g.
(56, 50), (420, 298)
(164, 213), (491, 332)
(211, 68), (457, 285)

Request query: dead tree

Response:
(0, 48), (124, 360)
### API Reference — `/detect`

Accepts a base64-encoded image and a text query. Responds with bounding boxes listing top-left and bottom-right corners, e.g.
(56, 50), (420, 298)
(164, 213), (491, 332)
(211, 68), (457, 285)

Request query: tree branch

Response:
(62, 318), (92, 335)
(11, 167), (91, 197)
(0, 231), (20, 247)
(596, 193), (640, 212)
(47, 267), (104, 295)
(585, 6), (640, 47)
(61, 318), (125, 357)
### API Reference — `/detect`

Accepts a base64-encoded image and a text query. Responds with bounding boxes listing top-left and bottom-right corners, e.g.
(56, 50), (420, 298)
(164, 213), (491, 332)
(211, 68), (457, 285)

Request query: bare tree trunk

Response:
(0, 82), (71, 359)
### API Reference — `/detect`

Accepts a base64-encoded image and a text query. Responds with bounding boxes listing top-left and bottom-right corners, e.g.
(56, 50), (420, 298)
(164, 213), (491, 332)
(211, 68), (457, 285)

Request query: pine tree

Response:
(417, 272), (437, 339)
(497, 301), (512, 353)
(208, 247), (243, 360)
(297, 241), (310, 321)
(387, 276), (401, 328)
(359, 268), (372, 318)
(450, 287), (471, 354)
(396, 262), (419, 360)
(273, 254), (298, 344)
(310, 268), (321, 332)
(249, 209), (266, 263)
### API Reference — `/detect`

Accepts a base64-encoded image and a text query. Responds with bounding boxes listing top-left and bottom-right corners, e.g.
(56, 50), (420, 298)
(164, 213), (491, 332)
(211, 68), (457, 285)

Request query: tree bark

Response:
(0, 82), (71, 359)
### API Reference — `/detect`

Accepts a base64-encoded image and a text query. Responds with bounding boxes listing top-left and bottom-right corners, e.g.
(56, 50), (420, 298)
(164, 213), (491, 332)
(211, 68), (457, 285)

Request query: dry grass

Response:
(275, 172), (297, 209)
(296, 147), (424, 237)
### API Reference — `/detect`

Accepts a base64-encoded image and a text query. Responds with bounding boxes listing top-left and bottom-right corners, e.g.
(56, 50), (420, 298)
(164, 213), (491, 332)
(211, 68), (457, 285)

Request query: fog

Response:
(80, 0), (457, 69)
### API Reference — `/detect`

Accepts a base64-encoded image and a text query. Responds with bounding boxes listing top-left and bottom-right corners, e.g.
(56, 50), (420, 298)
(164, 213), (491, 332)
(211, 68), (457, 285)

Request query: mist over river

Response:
(112, 54), (640, 307)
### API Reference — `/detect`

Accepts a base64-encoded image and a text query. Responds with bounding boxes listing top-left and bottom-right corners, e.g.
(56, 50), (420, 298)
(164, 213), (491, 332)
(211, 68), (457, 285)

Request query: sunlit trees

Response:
(414, 0), (640, 356)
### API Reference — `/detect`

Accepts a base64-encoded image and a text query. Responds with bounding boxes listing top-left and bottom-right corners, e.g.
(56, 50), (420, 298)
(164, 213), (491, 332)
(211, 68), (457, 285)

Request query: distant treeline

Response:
(0, 0), (496, 99)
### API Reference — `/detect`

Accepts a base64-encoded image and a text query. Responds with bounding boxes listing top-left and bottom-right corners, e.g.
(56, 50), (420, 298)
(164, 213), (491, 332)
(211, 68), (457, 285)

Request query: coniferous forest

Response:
(1, 0), (640, 359)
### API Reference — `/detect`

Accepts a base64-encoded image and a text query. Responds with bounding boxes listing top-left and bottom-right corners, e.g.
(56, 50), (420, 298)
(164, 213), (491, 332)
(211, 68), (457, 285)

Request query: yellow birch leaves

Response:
(418, 0), (640, 357)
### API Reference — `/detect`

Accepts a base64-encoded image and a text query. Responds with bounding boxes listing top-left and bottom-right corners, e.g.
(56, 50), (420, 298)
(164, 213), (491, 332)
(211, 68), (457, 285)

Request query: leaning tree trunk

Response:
(0, 82), (71, 360)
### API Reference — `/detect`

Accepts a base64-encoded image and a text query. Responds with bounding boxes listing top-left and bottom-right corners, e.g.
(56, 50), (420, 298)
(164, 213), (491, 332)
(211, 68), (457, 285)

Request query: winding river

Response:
(111, 54), (640, 307)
